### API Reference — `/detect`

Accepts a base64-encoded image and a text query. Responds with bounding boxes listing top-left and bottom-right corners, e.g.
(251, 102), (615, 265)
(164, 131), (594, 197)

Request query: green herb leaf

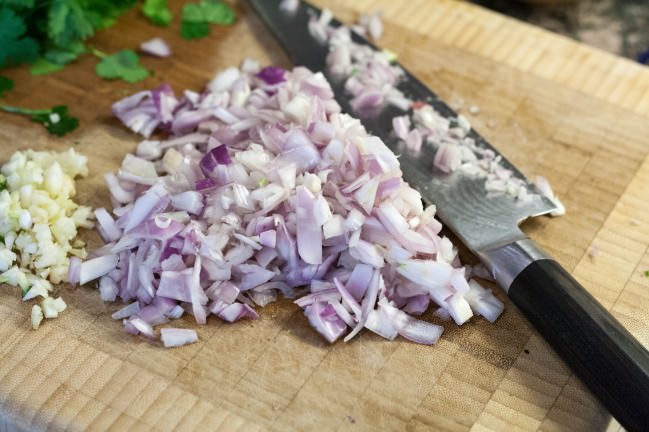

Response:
(181, 3), (209, 40)
(181, 0), (236, 40)
(30, 59), (65, 76)
(0, 76), (14, 97)
(31, 105), (79, 136)
(0, 6), (28, 40)
(0, 7), (40, 67)
(43, 40), (86, 65)
(202, 0), (236, 25)
(644, 270), (649, 277)
(0, 174), (6, 192)
(0, 105), (79, 136)
(181, 20), (210, 40)
(1, 0), (139, 72)
(82, 0), (137, 30)
(47, 0), (95, 47)
(2, 0), (35, 8)
(95, 49), (150, 83)
(30, 40), (86, 76)
(142, 0), (172, 27)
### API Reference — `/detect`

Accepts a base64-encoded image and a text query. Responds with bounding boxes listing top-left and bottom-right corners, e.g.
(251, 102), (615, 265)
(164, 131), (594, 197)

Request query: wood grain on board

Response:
(1, 0), (649, 430)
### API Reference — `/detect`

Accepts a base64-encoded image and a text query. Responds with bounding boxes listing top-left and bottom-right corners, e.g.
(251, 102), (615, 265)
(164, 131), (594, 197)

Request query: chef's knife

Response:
(248, 1), (649, 430)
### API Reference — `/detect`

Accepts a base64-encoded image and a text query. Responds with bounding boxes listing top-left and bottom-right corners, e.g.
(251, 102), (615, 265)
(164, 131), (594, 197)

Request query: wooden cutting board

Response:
(2, 0), (649, 430)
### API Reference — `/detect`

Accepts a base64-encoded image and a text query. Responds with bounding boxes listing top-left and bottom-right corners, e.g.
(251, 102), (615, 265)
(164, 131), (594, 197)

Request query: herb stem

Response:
(0, 105), (49, 115)
(88, 46), (108, 59)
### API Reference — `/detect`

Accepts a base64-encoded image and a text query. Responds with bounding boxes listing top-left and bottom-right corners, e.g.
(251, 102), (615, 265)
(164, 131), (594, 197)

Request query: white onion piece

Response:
(161, 328), (198, 348)
(79, 254), (119, 285)
(464, 279), (504, 323)
(279, 0), (299, 14)
(99, 276), (119, 301)
(140, 37), (172, 58)
(355, 12), (384, 40)
(445, 294), (473, 325)
(127, 317), (155, 338)
(534, 175), (566, 216)
(112, 301), (140, 319)
(94, 208), (122, 242)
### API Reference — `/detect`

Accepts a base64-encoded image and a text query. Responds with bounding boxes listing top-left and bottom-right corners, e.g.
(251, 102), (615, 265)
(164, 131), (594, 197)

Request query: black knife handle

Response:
(509, 259), (649, 432)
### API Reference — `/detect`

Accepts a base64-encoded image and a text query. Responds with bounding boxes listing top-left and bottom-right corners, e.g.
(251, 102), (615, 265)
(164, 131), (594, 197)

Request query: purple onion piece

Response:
(255, 66), (286, 85)
(195, 177), (219, 192)
(199, 145), (231, 176)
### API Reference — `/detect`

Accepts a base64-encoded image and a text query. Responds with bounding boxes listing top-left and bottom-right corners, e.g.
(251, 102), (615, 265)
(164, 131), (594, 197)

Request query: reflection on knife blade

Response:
(306, 5), (571, 234)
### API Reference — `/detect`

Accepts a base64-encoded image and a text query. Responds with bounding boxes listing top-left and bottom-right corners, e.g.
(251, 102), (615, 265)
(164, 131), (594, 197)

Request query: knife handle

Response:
(508, 257), (649, 432)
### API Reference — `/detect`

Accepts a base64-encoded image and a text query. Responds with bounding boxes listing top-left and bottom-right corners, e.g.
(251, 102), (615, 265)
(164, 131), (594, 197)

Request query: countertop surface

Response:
(2, 0), (649, 431)
(471, 0), (649, 61)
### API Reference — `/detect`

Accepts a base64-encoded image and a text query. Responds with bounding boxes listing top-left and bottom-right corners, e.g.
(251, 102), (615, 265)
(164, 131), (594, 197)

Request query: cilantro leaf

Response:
(95, 49), (150, 83)
(0, 7), (40, 67)
(142, 0), (172, 27)
(181, 20), (210, 40)
(31, 105), (79, 136)
(0, 0), (141, 73)
(0, 7), (25, 40)
(82, 0), (137, 30)
(2, 0), (35, 8)
(181, 3), (209, 40)
(3, 38), (40, 67)
(43, 40), (86, 65)
(30, 59), (65, 76)
(0, 105), (79, 137)
(181, 0), (236, 40)
(47, 0), (95, 47)
(48, 0), (94, 48)
(202, 0), (236, 25)
(31, 40), (85, 75)
(0, 76), (14, 97)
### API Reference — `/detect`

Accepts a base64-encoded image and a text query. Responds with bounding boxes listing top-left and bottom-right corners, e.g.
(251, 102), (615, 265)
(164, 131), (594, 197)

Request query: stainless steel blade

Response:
(248, 0), (557, 255)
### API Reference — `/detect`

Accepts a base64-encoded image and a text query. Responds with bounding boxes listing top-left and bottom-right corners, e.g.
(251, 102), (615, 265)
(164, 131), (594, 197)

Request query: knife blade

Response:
(248, 1), (649, 430)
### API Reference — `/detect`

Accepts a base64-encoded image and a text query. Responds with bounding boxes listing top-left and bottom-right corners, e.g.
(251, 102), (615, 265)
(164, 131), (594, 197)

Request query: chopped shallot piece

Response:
(434, 143), (462, 173)
(140, 37), (172, 57)
(279, 0), (300, 14)
(355, 11), (384, 40)
(588, 245), (600, 258)
(534, 176), (566, 216)
(161, 328), (199, 348)
(392, 115), (410, 140)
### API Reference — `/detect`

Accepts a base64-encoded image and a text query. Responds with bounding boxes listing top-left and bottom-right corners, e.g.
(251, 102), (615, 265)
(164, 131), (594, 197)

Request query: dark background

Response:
(470, 0), (649, 62)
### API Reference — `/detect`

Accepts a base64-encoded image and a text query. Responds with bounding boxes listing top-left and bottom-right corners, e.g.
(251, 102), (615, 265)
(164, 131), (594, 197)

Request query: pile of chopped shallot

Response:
(76, 59), (504, 348)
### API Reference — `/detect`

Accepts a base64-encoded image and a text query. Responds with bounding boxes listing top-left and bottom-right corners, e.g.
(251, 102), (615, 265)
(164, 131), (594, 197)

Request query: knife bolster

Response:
(478, 238), (549, 293)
